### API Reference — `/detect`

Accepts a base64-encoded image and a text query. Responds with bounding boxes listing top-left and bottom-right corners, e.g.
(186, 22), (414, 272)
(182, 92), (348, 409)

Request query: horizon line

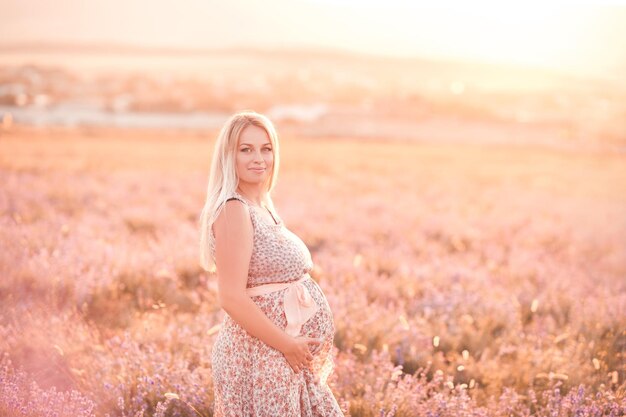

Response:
(0, 40), (597, 79)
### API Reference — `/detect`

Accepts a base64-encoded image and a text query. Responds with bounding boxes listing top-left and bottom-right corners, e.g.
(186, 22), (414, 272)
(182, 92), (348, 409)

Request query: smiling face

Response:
(235, 124), (274, 188)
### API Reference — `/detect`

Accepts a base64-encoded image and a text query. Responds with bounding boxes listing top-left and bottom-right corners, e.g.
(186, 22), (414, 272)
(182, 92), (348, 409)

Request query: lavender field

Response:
(0, 126), (625, 416)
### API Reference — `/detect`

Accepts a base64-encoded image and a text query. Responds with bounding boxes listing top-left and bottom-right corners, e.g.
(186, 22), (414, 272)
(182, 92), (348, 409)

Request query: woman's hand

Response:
(280, 335), (324, 373)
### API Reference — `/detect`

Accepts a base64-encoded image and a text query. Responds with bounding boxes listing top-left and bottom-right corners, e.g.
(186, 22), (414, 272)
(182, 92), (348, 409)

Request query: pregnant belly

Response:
(249, 278), (336, 346)
(223, 279), (337, 383)
(299, 279), (335, 343)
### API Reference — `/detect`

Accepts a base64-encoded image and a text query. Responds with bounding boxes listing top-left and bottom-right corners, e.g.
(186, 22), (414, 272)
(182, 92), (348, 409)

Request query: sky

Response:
(1, 0), (626, 77)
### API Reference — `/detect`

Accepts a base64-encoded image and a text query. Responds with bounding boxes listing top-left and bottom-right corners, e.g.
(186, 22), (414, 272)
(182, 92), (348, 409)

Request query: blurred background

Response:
(1, 0), (625, 150)
(1, 1), (625, 416)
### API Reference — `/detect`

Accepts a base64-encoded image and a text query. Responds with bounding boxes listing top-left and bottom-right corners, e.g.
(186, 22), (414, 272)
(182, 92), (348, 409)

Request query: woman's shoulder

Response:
(216, 190), (248, 209)
(213, 192), (253, 233)
(225, 190), (248, 205)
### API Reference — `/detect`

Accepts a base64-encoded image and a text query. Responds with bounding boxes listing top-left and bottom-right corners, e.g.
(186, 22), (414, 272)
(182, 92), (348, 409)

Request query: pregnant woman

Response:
(199, 110), (344, 416)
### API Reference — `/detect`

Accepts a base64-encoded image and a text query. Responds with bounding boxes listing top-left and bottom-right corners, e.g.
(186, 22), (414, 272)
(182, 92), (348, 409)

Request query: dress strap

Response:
(224, 191), (248, 206)
(225, 191), (282, 227)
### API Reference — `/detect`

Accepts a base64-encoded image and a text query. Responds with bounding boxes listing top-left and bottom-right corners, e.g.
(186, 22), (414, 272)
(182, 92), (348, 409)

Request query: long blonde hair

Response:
(198, 110), (281, 272)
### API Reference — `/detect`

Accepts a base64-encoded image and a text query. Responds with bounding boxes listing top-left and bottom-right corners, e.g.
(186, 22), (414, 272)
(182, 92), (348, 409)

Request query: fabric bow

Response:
(284, 282), (319, 337)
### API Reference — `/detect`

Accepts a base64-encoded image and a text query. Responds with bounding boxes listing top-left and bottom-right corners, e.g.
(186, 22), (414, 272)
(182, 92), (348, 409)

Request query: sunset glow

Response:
(1, 1), (625, 77)
(304, 1), (626, 76)
(1, 0), (625, 415)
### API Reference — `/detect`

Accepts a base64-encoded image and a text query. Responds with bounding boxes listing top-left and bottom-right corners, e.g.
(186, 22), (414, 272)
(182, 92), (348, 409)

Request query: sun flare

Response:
(307, 0), (624, 75)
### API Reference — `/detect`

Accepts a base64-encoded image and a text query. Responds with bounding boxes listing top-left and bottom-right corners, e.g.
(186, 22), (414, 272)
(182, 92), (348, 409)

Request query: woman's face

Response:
(235, 125), (274, 187)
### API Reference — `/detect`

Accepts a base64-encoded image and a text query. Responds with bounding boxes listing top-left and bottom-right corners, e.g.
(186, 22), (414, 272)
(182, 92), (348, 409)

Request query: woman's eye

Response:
(240, 147), (271, 152)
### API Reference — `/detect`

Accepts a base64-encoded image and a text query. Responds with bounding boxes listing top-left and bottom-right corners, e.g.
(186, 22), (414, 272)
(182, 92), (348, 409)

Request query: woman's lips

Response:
(250, 168), (265, 173)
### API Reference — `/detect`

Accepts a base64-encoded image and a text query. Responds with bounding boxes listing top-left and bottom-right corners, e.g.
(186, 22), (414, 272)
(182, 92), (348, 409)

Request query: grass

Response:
(0, 125), (624, 416)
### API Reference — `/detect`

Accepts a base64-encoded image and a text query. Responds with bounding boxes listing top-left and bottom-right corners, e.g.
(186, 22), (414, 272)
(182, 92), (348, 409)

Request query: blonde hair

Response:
(198, 110), (281, 272)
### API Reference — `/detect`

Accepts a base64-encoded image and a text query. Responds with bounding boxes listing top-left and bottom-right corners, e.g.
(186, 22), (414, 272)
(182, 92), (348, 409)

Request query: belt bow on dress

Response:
(246, 273), (320, 337)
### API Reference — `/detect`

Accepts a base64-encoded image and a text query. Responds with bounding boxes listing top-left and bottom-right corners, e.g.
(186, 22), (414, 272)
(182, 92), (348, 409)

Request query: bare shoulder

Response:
(212, 198), (253, 239)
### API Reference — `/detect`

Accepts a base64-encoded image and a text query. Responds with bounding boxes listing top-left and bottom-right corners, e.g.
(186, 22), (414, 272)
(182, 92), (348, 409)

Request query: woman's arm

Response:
(213, 199), (291, 353)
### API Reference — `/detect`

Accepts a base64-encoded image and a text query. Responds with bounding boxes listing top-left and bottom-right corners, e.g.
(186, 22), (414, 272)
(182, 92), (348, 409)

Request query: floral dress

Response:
(210, 191), (344, 417)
